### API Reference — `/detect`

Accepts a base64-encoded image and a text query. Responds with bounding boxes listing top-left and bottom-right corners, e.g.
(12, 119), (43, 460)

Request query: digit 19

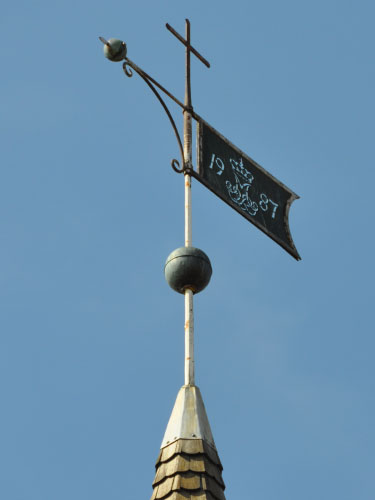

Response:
(208, 153), (225, 176)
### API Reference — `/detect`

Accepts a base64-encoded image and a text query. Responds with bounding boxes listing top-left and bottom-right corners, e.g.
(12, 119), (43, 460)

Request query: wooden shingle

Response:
(153, 453), (225, 488)
(150, 438), (226, 500)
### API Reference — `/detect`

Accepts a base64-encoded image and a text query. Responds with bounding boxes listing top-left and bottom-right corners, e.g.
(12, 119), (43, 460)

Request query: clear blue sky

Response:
(1, 1), (374, 499)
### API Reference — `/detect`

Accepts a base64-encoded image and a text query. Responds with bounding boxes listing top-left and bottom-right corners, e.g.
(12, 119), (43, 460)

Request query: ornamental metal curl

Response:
(171, 158), (183, 173)
(122, 61), (133, 78)
(122, 58), (185, 174)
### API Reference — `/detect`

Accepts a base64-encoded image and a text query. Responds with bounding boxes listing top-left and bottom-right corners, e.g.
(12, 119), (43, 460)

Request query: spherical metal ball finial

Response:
(165, 247), (212, 294)
(101, 37), (127, 62)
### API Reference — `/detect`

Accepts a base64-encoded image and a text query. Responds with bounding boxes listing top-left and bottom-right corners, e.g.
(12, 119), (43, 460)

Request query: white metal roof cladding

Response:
(161, 385), (216, 449)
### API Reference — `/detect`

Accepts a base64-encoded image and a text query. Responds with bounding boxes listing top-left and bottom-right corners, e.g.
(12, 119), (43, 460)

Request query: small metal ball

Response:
(164, 247), (212, 294)
(103, 38), (127, 62)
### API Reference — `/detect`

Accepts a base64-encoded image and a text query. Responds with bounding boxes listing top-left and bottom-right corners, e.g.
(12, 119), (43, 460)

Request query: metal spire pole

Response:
(119, 18), (209, 387)
(183, 19), (194, 386)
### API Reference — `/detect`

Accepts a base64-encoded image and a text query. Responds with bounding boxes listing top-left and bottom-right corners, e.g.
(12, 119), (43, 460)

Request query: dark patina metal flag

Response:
(194, 118), (300, 260)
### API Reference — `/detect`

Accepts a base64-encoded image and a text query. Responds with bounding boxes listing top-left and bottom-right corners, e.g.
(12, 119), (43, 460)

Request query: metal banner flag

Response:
(194, 118), (300, 260)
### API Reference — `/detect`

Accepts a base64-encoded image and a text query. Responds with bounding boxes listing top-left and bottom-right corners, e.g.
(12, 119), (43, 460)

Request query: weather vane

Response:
(99, 18), (300, 500)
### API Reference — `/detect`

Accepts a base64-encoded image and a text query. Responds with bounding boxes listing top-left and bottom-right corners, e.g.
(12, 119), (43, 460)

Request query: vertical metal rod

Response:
(184, 19), (194, 386)
(184, 289), (194, 385)
(184, 19), (193, 247)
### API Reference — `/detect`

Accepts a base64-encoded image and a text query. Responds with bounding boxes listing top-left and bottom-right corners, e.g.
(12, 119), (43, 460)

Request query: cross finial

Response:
(166, 19), (210, 109)
(166, 19), (210, 68)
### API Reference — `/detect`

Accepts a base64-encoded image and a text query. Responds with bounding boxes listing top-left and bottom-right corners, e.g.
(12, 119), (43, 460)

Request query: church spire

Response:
(99, 19), (227, 500)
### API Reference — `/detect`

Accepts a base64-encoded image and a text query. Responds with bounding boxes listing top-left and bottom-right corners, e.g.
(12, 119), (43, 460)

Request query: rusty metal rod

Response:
(123, 59), (185, 170)
(184, 289), (194, 385)
(126, 58), (185, 110)
(165, 18), (211, 385)
(183, 19), (194, 386)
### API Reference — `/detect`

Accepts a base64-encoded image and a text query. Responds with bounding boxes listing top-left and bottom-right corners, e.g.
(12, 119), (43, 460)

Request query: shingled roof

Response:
(150, 385), (226, 500)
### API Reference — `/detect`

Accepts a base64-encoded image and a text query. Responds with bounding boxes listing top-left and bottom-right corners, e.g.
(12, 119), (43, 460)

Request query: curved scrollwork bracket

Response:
(123, 59), (185, 174)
